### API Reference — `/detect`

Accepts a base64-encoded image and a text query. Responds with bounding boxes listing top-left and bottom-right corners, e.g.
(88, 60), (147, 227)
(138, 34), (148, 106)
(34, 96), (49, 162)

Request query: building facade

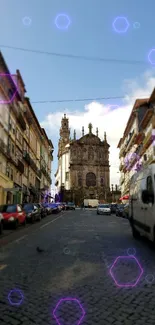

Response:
(0, 51), (54, 205)
(118, 90), (155, 197)
(55, 114), (110, 205)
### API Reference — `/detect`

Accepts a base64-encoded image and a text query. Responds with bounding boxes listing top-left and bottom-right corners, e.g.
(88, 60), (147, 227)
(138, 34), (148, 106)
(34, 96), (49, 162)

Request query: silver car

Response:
(97, 204), (111, 215)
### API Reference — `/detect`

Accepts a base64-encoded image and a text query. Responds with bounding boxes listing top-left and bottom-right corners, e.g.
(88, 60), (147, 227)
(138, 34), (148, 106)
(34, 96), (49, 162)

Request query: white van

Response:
(129, 163), (155, 242)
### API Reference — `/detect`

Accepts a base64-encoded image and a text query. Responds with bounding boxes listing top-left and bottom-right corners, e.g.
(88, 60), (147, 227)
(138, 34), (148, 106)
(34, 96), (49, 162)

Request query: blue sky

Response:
(1, 0), (155, 185)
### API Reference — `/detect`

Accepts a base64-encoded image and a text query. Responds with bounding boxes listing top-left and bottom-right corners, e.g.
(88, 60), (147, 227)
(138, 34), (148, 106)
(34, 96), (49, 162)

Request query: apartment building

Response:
(118, 90), (155, 196)
(0, 52), (54, 205)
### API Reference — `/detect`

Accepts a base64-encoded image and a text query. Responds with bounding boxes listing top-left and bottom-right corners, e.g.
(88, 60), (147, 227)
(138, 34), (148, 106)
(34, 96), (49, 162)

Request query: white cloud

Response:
(41, 70), (155, 186)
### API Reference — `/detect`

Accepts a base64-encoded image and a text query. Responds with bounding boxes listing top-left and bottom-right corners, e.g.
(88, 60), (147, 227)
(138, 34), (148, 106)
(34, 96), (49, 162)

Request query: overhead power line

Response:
(0, 44), (148, 66)
(31, 95), (149, 104)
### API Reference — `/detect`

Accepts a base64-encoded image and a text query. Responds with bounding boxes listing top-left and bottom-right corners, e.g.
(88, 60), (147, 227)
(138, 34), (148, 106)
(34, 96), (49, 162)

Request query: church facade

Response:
(55, 114), (111, 205)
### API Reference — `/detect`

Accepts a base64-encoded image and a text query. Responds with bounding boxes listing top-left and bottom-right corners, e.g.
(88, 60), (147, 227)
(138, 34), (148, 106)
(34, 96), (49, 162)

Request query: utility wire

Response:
(0, 44), (151, 104)
(0, 44), (148, 66)
(31, 95), (148, 104)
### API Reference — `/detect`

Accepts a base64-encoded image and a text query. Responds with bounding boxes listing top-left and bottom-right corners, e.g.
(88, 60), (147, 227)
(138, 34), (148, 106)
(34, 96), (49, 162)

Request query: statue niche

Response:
(78, 173), (82, 187)
(88, 147), (94, 160)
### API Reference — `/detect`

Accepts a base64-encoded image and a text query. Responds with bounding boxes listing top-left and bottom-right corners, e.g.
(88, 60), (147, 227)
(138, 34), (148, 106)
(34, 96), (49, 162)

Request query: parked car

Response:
(66, 202), (76, 210)
(59, 202), (66, 210)
(115, 204), (125, 217)
(129, 163), (155, 242)
(41, 203), (52, 215)
(50, 203), (60, 214)
(35, 203), (47, 218)
(110, 204), (118, 214)
(122, 203), (129, 219)
(0, 213), (4, 234)
(97, 204), (111, 215)
(0, 204), (26, 229)
(55, 203), (63, 211)
(22, 203), (41, 223)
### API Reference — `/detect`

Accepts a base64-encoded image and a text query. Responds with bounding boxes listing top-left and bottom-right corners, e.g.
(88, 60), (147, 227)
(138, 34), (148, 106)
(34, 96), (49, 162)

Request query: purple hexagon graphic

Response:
(53, 297), (85, 325)
(113, 16), (130, 33)
(110, 255), (143, 287)
(54, 13), (71, 30)
(8, 289), (24, 306)
(148, 49), (155, 65)
(0, 74), (18, 104)
(124, 152), (142, 172)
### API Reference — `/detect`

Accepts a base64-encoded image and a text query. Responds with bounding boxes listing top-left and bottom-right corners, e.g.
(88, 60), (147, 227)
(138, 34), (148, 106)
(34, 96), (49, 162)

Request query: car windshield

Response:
(23, 204), (33, 211)
(0, 205), (17, 213)
(68, 202), (74, 205)
(98, 204), (109, 208)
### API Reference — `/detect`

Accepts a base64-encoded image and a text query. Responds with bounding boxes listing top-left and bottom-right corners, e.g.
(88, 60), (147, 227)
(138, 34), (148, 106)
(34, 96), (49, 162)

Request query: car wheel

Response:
(31, 216), (35, 223)
(0, 221), (3, 235)
(131, 225), (140, 239)
(23, 218), (26, 227)
(14, 220), (18, 229)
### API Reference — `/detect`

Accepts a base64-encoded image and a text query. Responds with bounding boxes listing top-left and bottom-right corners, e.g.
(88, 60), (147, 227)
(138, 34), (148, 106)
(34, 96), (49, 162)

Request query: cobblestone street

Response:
(0, 209), (155, 325)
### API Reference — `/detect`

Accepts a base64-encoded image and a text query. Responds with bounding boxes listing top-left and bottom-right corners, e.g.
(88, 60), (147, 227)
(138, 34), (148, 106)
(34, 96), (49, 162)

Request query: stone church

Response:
(55, 114), (111, 205)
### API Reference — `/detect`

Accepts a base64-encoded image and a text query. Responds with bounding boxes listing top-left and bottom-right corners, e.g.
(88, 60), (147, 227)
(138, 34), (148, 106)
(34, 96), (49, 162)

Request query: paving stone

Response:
(0, 211), (155, 324)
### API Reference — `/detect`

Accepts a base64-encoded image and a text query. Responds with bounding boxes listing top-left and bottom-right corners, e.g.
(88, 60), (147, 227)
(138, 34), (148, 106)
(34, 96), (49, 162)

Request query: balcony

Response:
(17, 112), (26, 131)
(120, 174), (125, 185)
(29, 156), (37, 172)
(36, 169), (42, 179)
(23, 151), (30, 165)
(0, 139), (8, 156)
(126, 130), (137, 151)
(18, 160), (24, 174)
(143, 130), (153, 149)
(41, 165), (47, 176)
(119, 162), (124, 171)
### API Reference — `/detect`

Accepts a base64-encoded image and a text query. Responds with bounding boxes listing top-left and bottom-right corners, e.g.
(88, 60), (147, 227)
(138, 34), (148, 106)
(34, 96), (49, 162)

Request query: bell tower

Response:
(58, 114), (70, 157)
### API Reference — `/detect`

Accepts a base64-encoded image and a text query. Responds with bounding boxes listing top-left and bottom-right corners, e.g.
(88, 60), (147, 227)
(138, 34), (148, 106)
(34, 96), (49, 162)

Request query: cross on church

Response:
(88, 123), (93, 134)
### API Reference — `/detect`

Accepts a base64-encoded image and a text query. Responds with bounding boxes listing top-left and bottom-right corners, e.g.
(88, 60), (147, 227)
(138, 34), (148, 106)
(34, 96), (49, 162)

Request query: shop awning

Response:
(119, 195), (129, 201)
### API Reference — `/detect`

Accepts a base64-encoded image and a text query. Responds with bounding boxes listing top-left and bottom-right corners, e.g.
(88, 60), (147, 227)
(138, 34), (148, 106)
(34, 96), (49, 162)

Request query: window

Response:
(66, 172), (69, 181)
(78, 174), (82, 186)
(86, 172), (96, 187)
(10, 168), (13, 180)
(24, 166), (28, 177)
(6, 166), (9, 178)
(0, 205), (16, 213)
(12, 143), (15, 154)
(147, 176), (154, 194)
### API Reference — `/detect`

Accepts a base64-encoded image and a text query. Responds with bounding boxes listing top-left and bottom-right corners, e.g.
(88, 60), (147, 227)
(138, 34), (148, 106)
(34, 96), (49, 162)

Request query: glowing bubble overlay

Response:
(112, 16), (130, 33)
(145, 274), (154, 284)
(127, 247), (136, 256)
(63, 247), (70, 255)
(53, 297), (85, 325)
(0, 74), (18, 104)
(109, 255), (143, 287)
(148, 49), (155, 65)
(54, 13), (71, 30)
(22, 16), (32, 26)
(133, 22), (140, 29)
(8, 289), (24, 306)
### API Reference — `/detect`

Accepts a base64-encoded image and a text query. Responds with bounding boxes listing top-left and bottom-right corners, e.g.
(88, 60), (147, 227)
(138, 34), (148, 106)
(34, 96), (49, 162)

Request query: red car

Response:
(0, 204), (26, 229)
